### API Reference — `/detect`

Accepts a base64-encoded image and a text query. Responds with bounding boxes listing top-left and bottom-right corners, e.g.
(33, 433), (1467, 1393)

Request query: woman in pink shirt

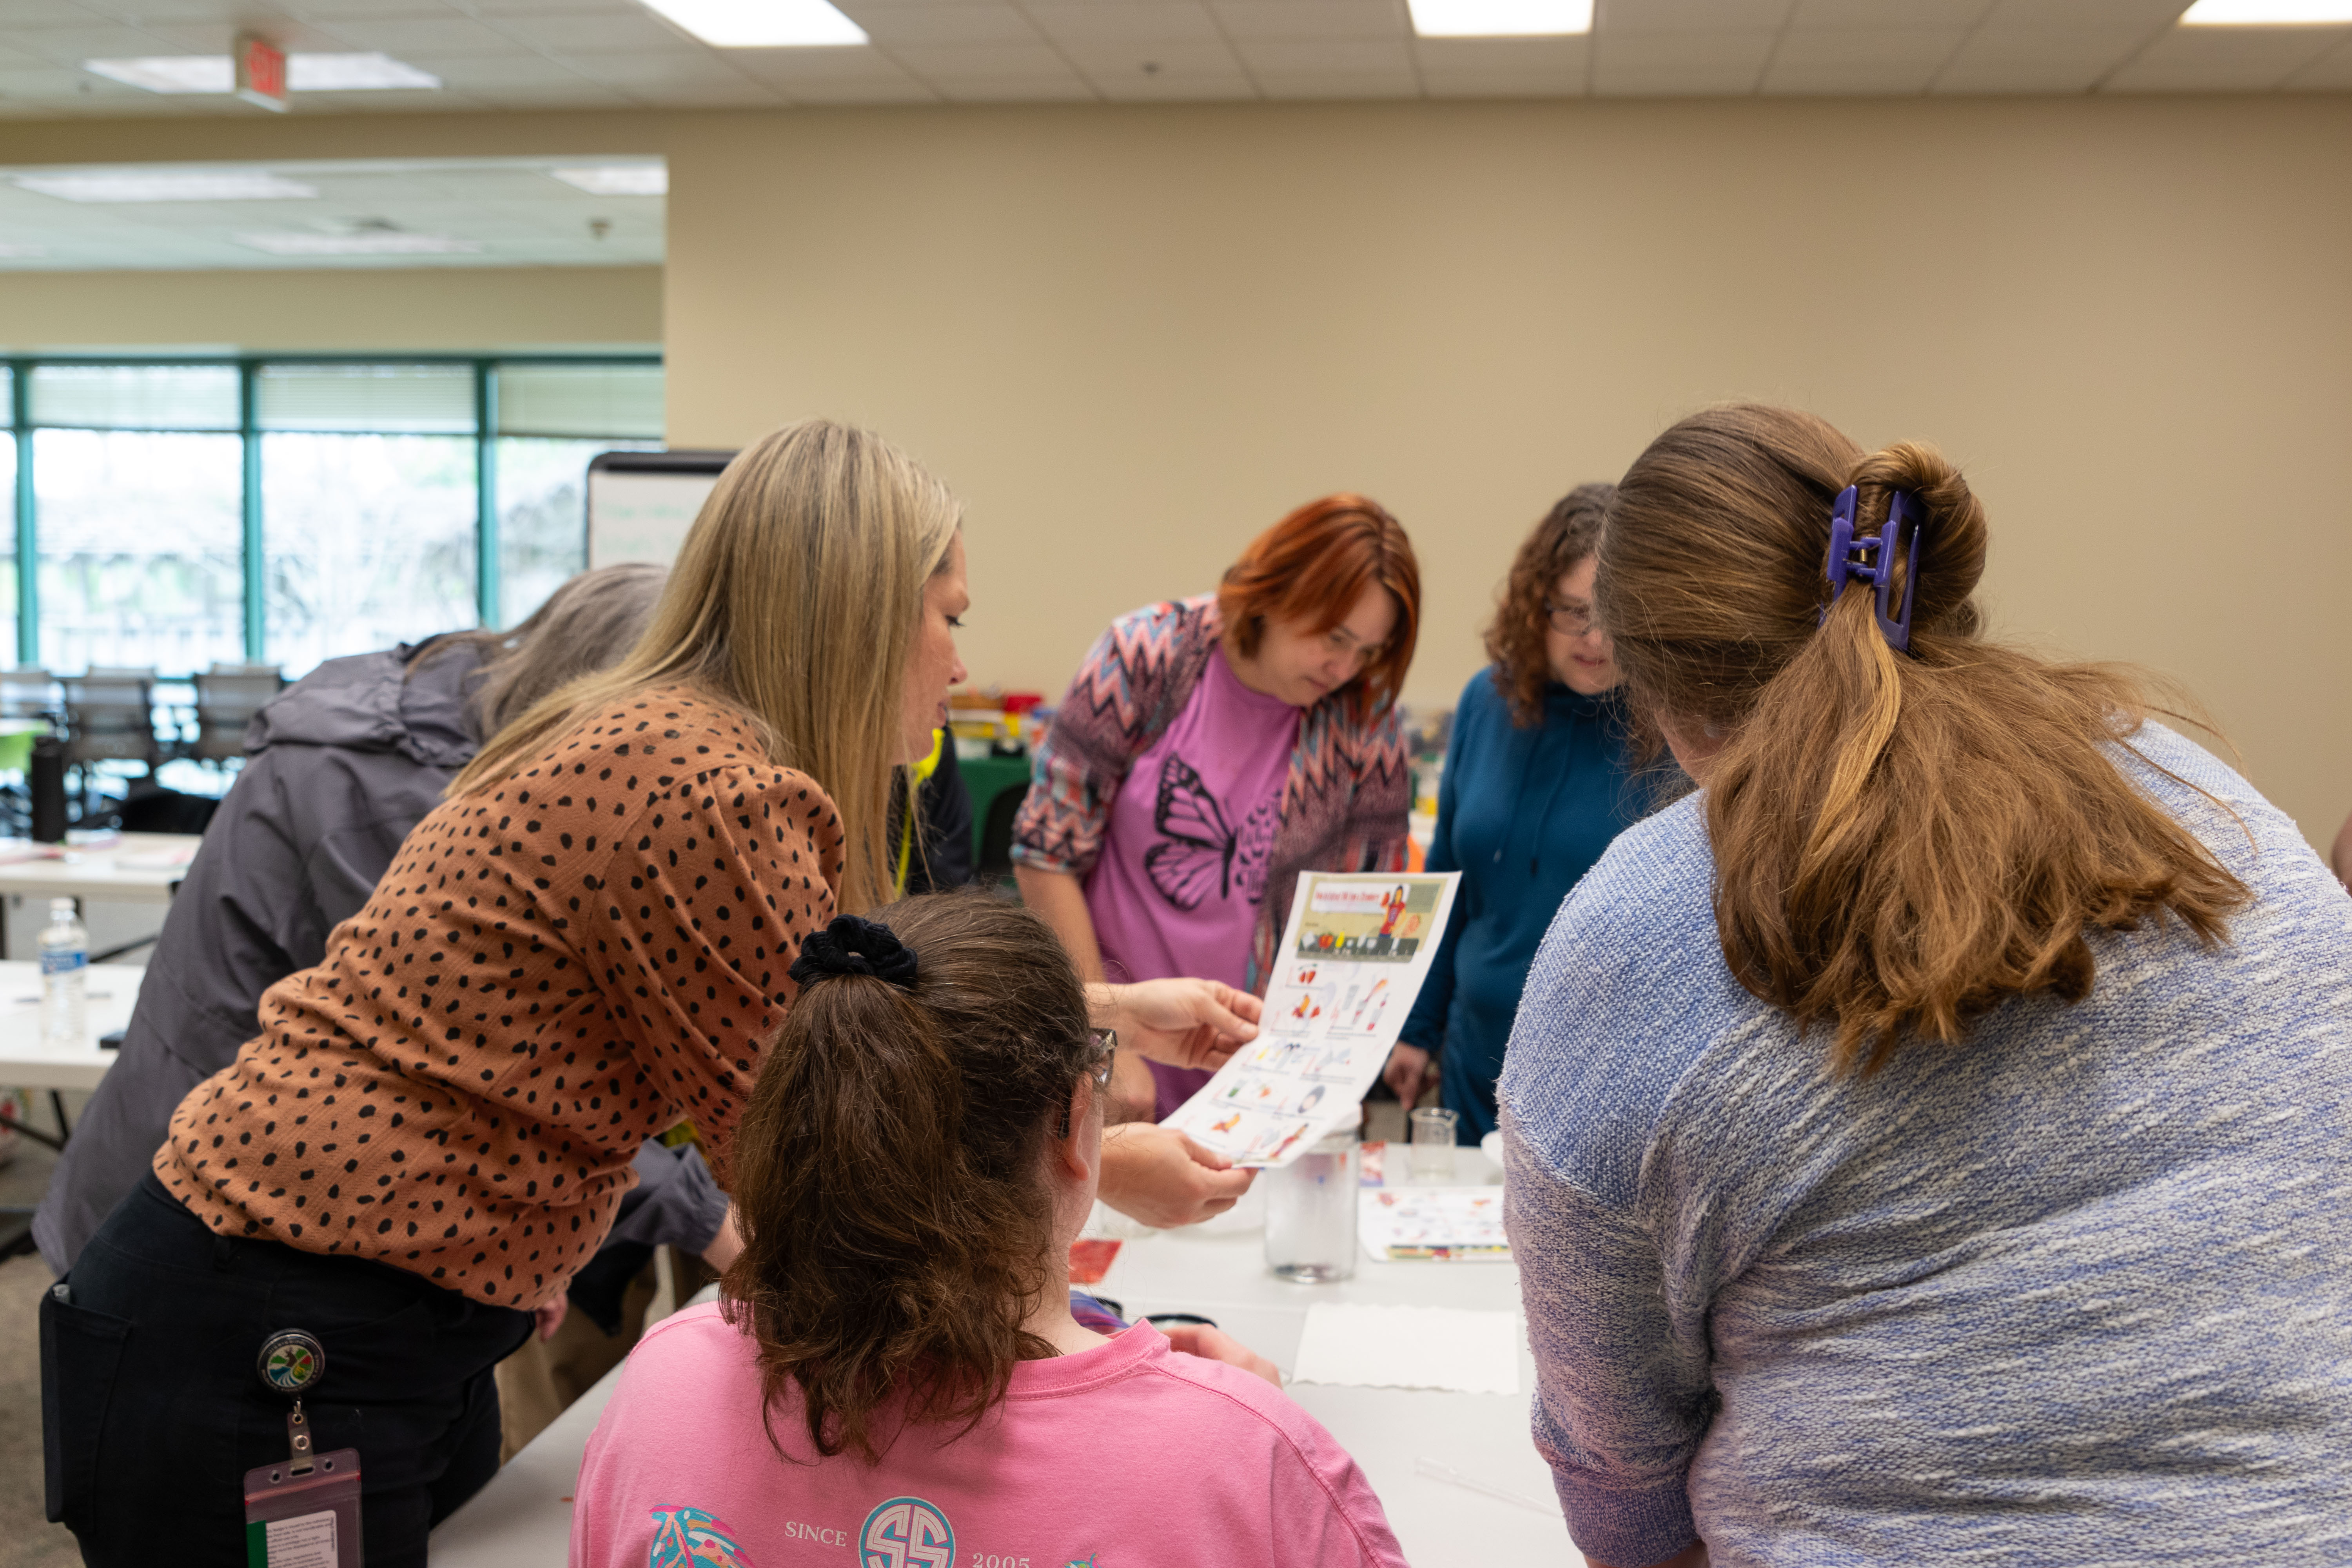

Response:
(570, 893), (1407, 1568)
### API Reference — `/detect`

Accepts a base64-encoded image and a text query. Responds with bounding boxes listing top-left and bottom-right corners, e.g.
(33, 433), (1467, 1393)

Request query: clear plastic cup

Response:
(1408, 1106), (1458, 1181)
(1265, 1120), (1361, 1283)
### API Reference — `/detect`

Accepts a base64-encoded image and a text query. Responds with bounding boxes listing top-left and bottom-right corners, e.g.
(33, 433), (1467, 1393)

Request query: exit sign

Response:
(235, 34), (288, 111)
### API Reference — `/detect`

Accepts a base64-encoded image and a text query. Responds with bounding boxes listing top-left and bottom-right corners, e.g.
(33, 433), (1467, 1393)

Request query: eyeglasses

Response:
(1058, 1029), (1117, 1140)
(1544, 600), (1597, 638)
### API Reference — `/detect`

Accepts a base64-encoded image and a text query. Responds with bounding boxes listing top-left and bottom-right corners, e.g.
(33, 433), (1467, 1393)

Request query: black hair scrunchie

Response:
(789, 915), (920, 992)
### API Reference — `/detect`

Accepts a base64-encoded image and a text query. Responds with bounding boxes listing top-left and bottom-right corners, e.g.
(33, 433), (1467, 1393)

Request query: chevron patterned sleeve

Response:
(1011, 599), (1213, 879)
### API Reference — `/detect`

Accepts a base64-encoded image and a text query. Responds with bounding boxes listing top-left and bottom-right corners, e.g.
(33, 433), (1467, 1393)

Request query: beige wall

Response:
(3, 96), (2348, 849)
(0, 264), (660, 353)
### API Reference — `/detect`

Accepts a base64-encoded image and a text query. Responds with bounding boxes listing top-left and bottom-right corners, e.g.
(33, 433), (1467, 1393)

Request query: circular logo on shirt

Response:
(256, 1329), (325, 1394)
(860, 1496), (956, 1568)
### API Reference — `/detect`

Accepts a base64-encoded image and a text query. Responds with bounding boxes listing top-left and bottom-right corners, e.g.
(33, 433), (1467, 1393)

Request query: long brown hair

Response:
(1599, 404), (2247, 1073)
(447, 420), (962, 914)
(1219, 493), (1421, 722)
(1485, 483), (1612, 727)
(722, 893), (1101, 1463)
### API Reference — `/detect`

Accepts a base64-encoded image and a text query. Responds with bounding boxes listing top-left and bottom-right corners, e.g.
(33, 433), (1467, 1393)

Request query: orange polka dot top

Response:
(153, 688), (845, 1310)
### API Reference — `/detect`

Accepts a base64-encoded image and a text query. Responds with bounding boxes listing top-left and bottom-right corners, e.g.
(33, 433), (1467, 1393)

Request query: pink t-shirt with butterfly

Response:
(1083, 646), (1299, 1118)
(568, 1303), (1407, 1568)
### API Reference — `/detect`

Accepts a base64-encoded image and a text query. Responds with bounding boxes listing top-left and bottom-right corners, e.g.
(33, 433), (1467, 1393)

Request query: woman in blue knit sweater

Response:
(1503, 405), (2349, 1567)
(1383, 485), (1646, 1139)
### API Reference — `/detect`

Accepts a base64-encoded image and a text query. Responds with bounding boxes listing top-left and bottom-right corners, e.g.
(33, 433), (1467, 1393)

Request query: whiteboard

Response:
(586, 450), (735, 568)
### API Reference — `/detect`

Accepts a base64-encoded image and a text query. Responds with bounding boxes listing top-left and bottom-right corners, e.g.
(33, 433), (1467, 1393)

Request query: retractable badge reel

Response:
(241, 1330), (363, 1568)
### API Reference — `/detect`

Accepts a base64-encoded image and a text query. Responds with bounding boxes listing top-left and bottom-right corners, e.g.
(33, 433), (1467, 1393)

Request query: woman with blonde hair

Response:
(43, 420), (1262, 1568)
(1503, 404), (2350, 1567)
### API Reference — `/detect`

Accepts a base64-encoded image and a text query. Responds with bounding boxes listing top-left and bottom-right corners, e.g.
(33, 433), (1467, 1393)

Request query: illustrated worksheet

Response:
(1165, 870), (1460, 1168)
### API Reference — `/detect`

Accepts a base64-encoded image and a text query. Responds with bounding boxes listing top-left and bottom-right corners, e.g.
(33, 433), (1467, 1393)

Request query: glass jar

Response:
(1264, 1109), (1361, 1283)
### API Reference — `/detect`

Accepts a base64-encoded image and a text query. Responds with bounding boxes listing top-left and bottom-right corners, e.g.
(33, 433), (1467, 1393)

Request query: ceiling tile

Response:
(929, 73), (1095, 98)
(1594, 0), (1793, 34)
(2283, 33), (2352, 88)
(1059, 36), (1243, 74)
(846, 5), (1043, 45)
(10, 24), (186, 62)
(448, 80), (637, 104)
(463, 0), (649, 13)
(2, 0), (136, 24)
(560, 49), (760, 85)
(1412, 34), (1585, 71)
(728, 44), (932, 81)
(1929, 25), (2141, 92)
(489, 9), (695, 53)
(780, 75), (937, 99)
(1422, 69), (1583, 93)
(2105, 24), (2349, 91)
(615, 78), (784, 105)
(1245, 66), (1417, 93)
(1023, 2), (1223, 42)
(397, 52), (596, 87)
(140, 18), (356, 52)
(1237, 35), (1408, 70)
(1090, 68), (1256, 96)
(326, 14), (538, 53)
(1761, 25), (1964, 93)
(1209, 0), (1404, 40)
(1592, 28), (1772, 91)
(1978, 0), (2182, 24)
(1788, 0), (1989, 23)
(889, 40), (1078, 76)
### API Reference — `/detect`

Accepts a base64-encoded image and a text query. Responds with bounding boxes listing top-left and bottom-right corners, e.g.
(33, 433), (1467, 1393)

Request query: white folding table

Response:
(0, 834), (202, 907)
(430, 1156), (1570, 1568)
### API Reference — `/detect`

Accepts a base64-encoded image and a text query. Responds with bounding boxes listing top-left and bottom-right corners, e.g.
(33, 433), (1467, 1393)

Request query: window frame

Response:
(4, 352), (663, 669)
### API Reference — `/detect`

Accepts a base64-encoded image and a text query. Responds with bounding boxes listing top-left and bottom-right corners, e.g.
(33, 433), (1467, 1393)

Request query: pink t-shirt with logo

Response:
(1084, 646), (1300, 1119)
(569, 1303), (1406, 1568)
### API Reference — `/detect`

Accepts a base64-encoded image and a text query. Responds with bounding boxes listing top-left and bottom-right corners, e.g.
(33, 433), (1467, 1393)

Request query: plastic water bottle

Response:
(39, 898), (87, 1049)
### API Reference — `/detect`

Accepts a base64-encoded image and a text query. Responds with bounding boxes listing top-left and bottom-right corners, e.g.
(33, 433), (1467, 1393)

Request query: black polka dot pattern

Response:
(153, 689), (846, 1310)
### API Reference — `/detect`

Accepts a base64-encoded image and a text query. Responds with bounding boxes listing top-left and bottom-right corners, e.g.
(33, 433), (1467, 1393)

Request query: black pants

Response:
(42, 1174), (533, 1568)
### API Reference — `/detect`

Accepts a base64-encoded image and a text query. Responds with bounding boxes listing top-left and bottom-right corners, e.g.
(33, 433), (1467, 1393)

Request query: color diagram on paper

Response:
(1165, 871), (1459, 1167)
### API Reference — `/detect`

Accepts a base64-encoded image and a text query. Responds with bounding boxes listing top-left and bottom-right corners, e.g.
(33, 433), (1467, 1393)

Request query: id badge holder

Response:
(242, 1330), (363, 1568)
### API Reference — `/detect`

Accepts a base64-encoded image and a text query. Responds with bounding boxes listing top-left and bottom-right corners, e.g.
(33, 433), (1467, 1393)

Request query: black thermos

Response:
(29, 734), (67, 843)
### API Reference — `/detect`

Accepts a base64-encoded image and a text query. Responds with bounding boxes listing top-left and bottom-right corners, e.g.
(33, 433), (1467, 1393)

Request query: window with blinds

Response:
(256, 363), (476, 434)
(28, 364), (240, 431)
(497, 363), (664, 439)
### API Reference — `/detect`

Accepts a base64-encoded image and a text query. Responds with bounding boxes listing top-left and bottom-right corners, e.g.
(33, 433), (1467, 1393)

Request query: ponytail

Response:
(722, 893), (1098, 1461)
(1601, 406), (2247, 1073)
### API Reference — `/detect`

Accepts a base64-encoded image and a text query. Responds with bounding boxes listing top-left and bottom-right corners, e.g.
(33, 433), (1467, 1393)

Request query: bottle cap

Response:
(49, 898), (75, 916)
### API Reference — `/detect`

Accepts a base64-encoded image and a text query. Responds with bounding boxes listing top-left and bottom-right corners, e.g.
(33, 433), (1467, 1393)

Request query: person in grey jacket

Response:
(34, 564), (733, 1298)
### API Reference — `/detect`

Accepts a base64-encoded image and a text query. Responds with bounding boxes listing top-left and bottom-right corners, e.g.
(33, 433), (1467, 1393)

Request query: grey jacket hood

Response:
(242, 637), (482, 767)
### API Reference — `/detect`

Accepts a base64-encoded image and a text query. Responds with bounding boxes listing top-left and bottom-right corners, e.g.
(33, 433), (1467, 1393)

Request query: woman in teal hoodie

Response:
(1385, 485), (1648, 1140)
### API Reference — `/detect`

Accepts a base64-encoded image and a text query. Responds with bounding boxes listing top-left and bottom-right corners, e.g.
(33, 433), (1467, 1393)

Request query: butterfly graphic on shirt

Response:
(1144, 753), (1280, 911)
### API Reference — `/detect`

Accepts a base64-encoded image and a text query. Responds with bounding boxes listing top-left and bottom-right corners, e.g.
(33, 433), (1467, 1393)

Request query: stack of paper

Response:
(1289, 1303), (1519, 1395)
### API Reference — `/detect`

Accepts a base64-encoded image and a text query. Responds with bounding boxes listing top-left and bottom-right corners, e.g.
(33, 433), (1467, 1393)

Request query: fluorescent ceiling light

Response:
(83, 56), (232, 93)
(289, 54), (441, 90)
(82, 52), (440, 95)
(639, 0), (868, 48)
(552, 166), (668, 196)
(236, 231), (482, 256)
(1408, 0), (1592, 36)
(15, 170), (321, 203)
(2180, 0), (2352, 19)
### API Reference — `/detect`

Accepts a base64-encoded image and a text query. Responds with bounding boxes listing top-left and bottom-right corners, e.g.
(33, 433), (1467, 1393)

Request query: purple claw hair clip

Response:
(1820, 485), (1926, 653)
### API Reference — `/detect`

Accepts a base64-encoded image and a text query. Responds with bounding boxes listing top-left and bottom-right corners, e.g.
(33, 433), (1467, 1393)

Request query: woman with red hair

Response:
(1015, 496), (1419, 1153)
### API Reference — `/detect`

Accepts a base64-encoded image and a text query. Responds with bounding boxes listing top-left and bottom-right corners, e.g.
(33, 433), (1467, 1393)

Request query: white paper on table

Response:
(1289, 1303), (1519, 1395)
(1162, 870), (1459, 1167)
(1359, 1187), (1512, 1262)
